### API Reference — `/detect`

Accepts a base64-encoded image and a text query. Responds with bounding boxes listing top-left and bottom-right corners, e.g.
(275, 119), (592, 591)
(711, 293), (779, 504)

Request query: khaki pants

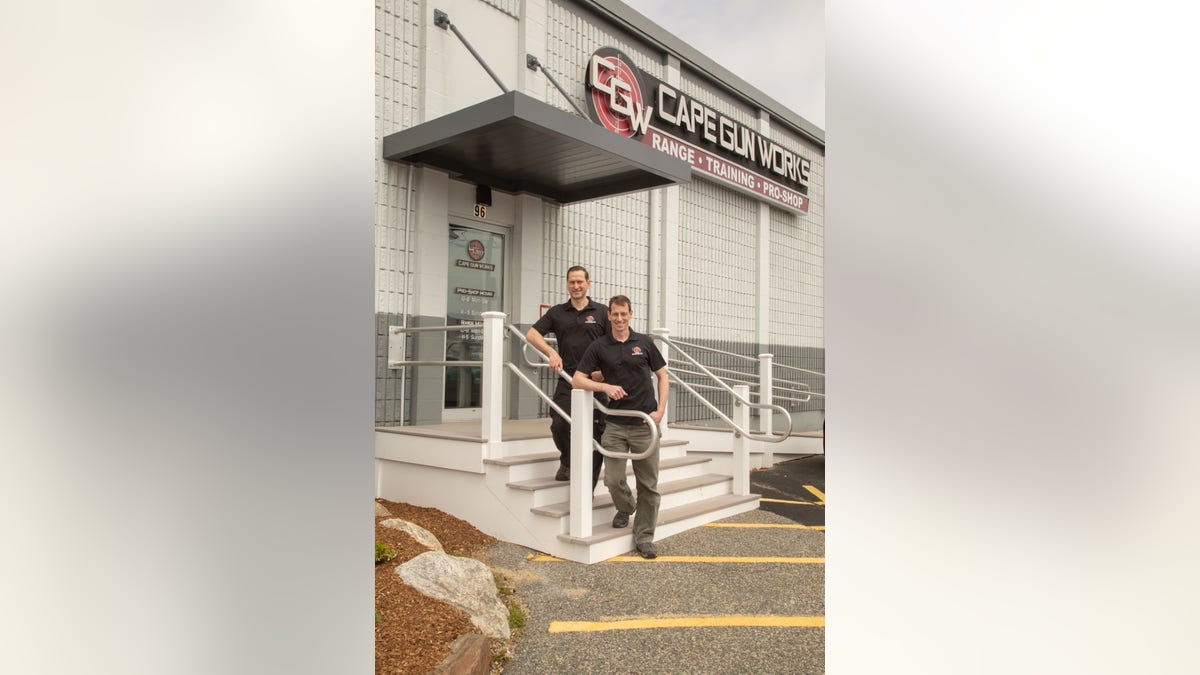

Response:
(600, 422), (660, 545)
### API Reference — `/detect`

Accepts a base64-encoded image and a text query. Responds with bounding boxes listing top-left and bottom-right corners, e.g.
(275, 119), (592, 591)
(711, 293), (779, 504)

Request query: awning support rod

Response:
(526, 54), (587, 119)
(434, 9), (509, 94)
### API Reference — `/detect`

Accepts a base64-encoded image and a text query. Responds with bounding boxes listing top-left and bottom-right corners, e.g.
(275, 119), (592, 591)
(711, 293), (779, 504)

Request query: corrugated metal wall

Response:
(671, 179), (759, 423)
(542, 196), (651, 330)
(767, 123), (825, 416)
(375, 0), (423, 425)
(543, 0), (665, 117)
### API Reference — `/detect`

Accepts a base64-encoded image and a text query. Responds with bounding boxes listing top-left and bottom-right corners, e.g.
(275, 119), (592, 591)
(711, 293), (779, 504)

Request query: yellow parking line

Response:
(760, 497), (820, 506)
(803, 485), (826, 503)
(528, 554), (824, 564)
(550, 615), (825, 632)
(704, 523), (824, 530)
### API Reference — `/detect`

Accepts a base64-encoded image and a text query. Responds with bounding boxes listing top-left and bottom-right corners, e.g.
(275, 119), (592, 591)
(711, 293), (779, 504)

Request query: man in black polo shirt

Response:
(526, 265), (608, 485)
(572, 295), (669, 559)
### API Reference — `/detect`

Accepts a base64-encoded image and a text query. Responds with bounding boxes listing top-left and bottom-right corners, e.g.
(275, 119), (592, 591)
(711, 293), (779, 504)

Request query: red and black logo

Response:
(585, 315), (596, 324)
(585, 47), (652, 139)
(467, 239), (485, 261)
(631, 346), (643, 356)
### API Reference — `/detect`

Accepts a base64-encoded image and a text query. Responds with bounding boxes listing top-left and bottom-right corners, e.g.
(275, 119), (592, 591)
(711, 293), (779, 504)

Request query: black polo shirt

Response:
(530, 297), (609, 376)
(576, 330), (666, 425)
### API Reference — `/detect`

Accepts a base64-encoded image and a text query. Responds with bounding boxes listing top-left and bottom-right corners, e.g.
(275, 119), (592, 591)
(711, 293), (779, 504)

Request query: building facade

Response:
(375, 0), (825, 430)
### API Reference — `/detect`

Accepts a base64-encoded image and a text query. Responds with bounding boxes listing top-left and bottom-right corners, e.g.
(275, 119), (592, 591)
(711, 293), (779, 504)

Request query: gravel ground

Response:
(491, 458), (826, 674)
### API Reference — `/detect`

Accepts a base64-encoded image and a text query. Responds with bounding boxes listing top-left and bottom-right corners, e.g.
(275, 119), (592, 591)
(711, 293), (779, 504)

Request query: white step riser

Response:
(548, 478), (735, 533)
(549, 498), (760, 563)
(499, 445), (690, 483)
(504, 460), (562, 482)
(523, 462), (713, 507)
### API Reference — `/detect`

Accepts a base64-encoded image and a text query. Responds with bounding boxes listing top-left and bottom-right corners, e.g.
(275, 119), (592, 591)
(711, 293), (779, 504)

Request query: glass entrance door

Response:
(444, 224), (505, 416)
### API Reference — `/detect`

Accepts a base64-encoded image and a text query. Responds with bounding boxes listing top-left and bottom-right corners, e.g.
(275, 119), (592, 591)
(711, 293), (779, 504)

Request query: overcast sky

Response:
(619, 0), (825, 129)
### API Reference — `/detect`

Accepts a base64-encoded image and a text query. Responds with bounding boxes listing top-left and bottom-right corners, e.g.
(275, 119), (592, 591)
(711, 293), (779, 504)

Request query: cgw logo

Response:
(467, 240), (485, 261)
(586, 48), (653, 138)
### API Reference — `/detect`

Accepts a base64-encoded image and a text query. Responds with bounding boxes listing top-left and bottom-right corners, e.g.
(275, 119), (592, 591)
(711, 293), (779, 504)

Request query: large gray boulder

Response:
(379, 518), (443, 551)
(397, 551), (510, 639)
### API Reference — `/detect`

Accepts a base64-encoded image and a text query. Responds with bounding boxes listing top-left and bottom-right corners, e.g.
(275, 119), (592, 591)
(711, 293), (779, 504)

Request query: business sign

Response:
(585, 47), (811, 214)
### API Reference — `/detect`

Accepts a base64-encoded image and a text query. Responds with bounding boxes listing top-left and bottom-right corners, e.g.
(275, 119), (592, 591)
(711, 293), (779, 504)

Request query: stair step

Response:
(555, 493), (761, 545)
(531, 473), (732, 518)
(505, 456), (712, 491)
(482, 450), (559, 467)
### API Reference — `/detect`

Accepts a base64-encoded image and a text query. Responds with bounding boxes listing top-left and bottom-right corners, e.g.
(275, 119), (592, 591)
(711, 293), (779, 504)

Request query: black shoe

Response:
(612, 511), (630, 528)
(555, 465), (569, 481)
(635, 541), (657, 559)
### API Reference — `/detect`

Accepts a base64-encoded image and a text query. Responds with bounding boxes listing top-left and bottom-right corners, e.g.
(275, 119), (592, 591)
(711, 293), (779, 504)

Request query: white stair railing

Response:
(503, 321), (659, 539)
(650, 329), (794, 444)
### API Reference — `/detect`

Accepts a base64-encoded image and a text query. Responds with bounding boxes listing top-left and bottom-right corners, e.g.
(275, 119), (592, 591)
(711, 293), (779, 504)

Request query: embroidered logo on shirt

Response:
(585, 315), (596, 324)
(631, 346), (643, 356)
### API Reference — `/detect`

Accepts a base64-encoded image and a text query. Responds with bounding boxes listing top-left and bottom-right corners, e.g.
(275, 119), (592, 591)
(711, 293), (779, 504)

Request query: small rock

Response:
(431, 633), (491, 675)
(398, 551), (510, 639)
(380, 518), (443, 551)
(374, 501), (392, 517)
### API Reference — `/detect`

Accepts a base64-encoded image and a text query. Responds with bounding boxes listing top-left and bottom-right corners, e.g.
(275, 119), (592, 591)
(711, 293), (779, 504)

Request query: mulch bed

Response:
(375, 500), (503, 674)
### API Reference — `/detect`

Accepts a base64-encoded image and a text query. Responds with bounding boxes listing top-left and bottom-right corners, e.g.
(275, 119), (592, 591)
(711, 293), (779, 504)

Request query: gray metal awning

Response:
(382, 91), (691, 203)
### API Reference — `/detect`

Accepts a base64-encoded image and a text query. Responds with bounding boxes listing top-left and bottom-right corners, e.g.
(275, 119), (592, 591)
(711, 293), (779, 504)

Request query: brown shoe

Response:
(555, 465), (569, 481)
(635, 541), (657, 559)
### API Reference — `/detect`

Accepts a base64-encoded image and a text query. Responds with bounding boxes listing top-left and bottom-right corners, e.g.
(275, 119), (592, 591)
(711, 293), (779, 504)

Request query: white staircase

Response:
(375, 424), (760, 564)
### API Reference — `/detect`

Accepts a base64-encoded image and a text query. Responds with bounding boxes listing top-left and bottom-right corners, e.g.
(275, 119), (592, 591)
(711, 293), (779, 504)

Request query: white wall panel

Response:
(676, 180), (758, 343)
(481, 0), (519, 19)
(375, 0), (423, 316)
(769, 206), (823, 349)
(542, 194), (652, 331)
(543, 0), (666, 116)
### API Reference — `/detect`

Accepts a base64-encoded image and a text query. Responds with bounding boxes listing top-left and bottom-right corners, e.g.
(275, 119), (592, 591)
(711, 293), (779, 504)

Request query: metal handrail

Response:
(654, 332), (793, 443)
(505, 323), (659, 460)
(391, 323), (482, 334)
(670, 366), (760, 388)
(773, 393), (824, 404)
(505, 362), (569, 422)
(392, 360), (481, 368)
(774, 361), (825, 378)
(664, 337), (758, 364)
(672, 362), (758, 381)
(663, 337), (824, 405)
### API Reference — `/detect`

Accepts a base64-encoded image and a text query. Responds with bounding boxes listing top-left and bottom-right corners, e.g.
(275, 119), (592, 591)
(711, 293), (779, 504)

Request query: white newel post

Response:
(481, 312), (505, 459)
(569, 388), (594, 538)
(758, 353), (774, 467)
(732, 384), (751, 496)
(650, 327), (670, 432)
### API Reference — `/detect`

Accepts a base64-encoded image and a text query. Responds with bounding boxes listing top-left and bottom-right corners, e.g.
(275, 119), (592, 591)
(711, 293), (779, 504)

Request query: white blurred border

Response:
(829, 1), (1200, 672)
(1, 3), (374, 673)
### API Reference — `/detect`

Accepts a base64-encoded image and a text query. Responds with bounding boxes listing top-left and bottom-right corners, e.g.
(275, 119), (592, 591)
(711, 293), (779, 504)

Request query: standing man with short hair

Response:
(526, 266), (608, 487)
(572, 295), (669, 559)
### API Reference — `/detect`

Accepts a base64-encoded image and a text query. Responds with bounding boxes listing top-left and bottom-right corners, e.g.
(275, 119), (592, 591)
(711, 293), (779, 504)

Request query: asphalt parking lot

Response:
(489, 453), (825, 674)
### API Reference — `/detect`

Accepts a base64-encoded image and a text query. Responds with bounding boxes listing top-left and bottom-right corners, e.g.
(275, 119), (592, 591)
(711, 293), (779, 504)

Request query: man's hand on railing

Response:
(547, 353), (563, 372)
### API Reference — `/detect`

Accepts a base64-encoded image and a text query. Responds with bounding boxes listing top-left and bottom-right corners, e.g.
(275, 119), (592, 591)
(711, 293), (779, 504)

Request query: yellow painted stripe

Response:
(549, 615), (825, 632)
(527, 554), (824, 563)
(803, 485), (826, 503)
(703, 523), (824, 530)
(760, 497), (820, 506)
